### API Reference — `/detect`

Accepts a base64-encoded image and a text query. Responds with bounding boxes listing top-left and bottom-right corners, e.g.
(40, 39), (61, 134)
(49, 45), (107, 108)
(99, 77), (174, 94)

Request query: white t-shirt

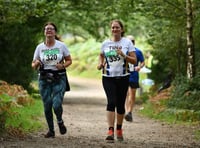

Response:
(101, 37), (135, 77)
(33, 40), (70, 70)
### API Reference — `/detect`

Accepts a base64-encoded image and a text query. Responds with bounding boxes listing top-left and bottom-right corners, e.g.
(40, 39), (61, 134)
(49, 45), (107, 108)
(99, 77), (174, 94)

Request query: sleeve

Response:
(100, 40), (107, 54)
(62, 43), (70, 57)
(33, 46), (40, 61)
(138, 49), (145, 62)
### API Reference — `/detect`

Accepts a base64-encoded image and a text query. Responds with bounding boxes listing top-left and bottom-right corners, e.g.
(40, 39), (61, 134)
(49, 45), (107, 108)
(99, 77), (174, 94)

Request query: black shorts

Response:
(129, 82), (139, 89)
(102, 75), (129, 114)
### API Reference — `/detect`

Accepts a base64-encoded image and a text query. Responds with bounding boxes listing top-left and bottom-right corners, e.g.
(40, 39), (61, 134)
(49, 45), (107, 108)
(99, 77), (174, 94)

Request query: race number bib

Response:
(104, 49), (117, 57)
(104, 49), (120, 63)
(129, 63), (135, 71)
(42, 48), (60, 65)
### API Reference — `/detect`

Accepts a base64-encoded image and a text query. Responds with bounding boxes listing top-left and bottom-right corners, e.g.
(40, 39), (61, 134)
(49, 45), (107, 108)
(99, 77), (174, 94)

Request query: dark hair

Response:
(132, 40), (135, 45)
(110, 19), (125, 37)
(43, 22), (61, 40)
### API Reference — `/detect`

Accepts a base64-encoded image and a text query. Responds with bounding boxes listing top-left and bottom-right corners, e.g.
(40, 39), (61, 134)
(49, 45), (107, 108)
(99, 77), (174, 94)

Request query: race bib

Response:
(129, 63), (135, 71)
(104, 49), (117, 57)
(42, 48), (60, 65)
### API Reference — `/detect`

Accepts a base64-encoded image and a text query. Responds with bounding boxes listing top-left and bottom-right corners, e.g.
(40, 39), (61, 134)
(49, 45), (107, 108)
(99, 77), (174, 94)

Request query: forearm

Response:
(139, 62), (145, 68)
(63, 60), (72, 68)
(31, 60), (40, 70)
(125, 52), (137, 65)
(63, 56), (72, 68)
(97, 53), (104, 70)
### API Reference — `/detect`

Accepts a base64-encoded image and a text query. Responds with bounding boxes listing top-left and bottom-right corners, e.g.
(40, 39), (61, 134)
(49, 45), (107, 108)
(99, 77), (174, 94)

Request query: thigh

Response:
(39, 79), (51, 103)
(116, 76), (129, 106)
(129, 82), (139, 89)
(102, 77), (117, 104)
(52, 75), (66, 102)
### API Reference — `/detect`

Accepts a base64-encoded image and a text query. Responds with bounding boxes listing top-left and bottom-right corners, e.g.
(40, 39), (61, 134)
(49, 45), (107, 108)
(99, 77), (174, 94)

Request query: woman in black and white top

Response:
(97, 19), (137, 142)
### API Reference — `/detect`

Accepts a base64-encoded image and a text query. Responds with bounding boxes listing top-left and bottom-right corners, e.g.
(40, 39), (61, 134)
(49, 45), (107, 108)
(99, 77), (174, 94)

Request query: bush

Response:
(0, 81), (41, 135)
(66, 39), (102, 78)
(168, 75), (200, 111)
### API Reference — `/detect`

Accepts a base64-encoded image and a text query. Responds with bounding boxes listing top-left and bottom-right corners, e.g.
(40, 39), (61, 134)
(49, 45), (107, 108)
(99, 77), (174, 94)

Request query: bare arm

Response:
(135, 61), (145, 72)
(116, 49), (137, 65)
(125, 51), (137, 65)
(97, 53), (104, 70)
(56, 55), (72, 70)
(31, 59), (41, 70)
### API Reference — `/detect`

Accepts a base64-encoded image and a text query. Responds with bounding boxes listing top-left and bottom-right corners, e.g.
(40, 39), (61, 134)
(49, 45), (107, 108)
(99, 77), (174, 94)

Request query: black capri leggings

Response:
(102, 75), (129, 114)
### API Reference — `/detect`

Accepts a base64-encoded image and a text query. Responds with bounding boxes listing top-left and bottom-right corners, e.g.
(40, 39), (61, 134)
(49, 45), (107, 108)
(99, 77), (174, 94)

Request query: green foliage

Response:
(168, 75), (200, 111)
(0, 94), (13, 102)
(139, 100), (176, 123)
(52, 0), (200, 83)
(0, 94), (13, 133)
(67, 39), (102, 78)
(140, 73), (200, 123)
(173, 109), (200, 122)
(0, 92), (43, 135)
(140, 74), (200, 123)
(5, 99), (44, 133)
(50, 0), (150, 41)
(139, 102), (156, 118)
(146, 0), (199, 81)
(0, 79), (44, 134)
(142, 1), (187, 83)
(195, 130), (200, 140)
(0, 0), (60, 90)
(137, 92), (149, 104)
(140, 100), (200, 124)
(0, 23), (38, 89)
(142, 76), (200, 123)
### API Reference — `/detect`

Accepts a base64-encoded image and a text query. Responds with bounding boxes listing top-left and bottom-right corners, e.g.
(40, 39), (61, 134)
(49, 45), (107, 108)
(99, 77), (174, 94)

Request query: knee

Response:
(107, 104), (115, 112)
(44, 105), (52, 114)
(44, 101), (52, 111)
(117, 107), (125, 114)
(53, 102), (61, 111)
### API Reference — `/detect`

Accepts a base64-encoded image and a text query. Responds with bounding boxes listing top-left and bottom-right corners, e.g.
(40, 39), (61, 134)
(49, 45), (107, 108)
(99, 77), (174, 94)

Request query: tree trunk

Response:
(186, 0), (195, 79)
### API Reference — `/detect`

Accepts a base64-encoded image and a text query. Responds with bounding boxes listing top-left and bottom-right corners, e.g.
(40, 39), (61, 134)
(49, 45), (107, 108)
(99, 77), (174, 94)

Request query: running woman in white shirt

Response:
(97, 19), (137, 142)
(32, 22), (72, 138)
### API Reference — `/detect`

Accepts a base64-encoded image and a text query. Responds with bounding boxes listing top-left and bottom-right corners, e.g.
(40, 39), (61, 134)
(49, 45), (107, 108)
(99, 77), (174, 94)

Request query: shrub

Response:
(168, 75), (200, 111)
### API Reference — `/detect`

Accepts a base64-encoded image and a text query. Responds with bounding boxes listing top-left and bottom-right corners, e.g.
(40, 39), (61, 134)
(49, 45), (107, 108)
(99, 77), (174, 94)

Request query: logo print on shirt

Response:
(104, 45), (122, 62)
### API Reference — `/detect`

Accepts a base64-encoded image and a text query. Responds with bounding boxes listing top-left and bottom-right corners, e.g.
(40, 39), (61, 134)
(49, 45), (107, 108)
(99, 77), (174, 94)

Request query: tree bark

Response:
(186, 0), (195, 79)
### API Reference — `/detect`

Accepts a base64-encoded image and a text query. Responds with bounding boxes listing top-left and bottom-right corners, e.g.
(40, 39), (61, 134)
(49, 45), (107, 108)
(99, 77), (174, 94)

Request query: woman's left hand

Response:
(56, 63), (65, 70)
(116, 48), (126, 58)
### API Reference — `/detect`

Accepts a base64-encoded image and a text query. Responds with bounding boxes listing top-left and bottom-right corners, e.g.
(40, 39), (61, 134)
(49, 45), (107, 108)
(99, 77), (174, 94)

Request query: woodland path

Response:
(0, 77), (200, 148)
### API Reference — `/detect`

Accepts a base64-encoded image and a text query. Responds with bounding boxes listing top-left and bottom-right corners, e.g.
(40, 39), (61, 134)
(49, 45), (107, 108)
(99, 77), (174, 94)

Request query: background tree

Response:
(136, 0), (200, 83)
(0, 0), (60, 89)
(186, 0), (195, 79)
(0, 0), (200, 91)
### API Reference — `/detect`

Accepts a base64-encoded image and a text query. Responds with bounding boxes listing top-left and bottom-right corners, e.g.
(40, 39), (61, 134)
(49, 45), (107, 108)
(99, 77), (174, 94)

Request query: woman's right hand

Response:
(97, 63), (104, 70)
(32, 60), (41, 70)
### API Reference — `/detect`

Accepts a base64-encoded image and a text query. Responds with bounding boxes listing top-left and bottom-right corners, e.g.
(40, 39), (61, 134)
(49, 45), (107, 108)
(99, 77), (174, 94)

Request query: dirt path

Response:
(1, 77), (200, 148)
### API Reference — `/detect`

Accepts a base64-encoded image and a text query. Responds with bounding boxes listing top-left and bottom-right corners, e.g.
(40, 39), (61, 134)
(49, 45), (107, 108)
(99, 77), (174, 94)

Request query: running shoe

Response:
(58, 121), (67, 135)
(116, 129), (124, 141)
(105, 129), (114, 143)
(44, 131), (55, 138)
(125, 112), (133, 122)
